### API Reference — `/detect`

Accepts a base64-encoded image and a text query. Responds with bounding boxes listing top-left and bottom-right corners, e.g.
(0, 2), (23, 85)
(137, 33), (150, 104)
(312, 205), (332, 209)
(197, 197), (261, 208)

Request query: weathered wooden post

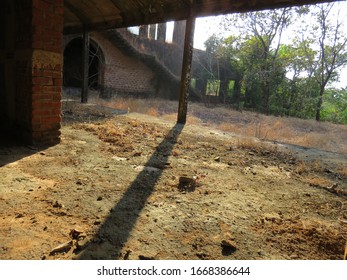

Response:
(177, 17), (195, 124)
(81, 30), (89, 103)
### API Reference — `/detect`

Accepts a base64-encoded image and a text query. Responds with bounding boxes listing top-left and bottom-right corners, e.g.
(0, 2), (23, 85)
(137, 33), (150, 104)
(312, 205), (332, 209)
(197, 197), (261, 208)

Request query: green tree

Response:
(222, 8), (292, 114)
(321, 87), (347, 123)
(298, 3), (347, 121)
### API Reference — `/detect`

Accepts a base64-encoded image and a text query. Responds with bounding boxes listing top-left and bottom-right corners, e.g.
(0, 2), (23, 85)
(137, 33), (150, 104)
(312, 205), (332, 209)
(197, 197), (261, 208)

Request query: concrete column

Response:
(139, 25), (148, 38)
(157, 23), (167, 42)
(173, 21), (186, 47)
(149, 24), (156, 39)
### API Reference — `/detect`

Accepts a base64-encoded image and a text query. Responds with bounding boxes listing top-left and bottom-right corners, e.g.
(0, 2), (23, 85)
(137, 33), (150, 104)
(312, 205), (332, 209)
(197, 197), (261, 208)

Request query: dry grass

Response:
(337, 167), (347, 179)
(304, 177), (334, 188)
(71, 94), (347, 155)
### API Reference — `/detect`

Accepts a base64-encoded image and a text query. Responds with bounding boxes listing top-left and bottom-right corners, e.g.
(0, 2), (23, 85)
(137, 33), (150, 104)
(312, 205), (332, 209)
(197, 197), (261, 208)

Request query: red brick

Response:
(53, 78), (62, 86)
(54, 6), (64, 16)
(42, 116), (61, 124)
(32, 0), (51, 12)
(32, 77), (53, 85)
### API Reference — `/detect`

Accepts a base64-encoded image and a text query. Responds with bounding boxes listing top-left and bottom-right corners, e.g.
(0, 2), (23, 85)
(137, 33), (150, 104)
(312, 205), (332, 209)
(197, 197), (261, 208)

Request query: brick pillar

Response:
(14, 0), (63, 145)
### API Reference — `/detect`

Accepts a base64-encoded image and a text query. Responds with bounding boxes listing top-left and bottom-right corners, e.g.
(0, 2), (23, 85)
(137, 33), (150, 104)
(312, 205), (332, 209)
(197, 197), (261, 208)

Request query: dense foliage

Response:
(200, 3), (347, 123)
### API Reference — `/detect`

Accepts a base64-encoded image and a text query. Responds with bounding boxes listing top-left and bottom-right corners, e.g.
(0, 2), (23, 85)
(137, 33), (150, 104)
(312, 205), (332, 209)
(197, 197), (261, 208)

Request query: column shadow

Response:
(77, 123), (184, 259)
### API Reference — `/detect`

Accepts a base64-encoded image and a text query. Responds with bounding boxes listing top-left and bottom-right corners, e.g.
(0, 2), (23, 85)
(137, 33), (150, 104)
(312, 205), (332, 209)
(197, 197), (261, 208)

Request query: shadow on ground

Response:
(77, 123), (184, 259)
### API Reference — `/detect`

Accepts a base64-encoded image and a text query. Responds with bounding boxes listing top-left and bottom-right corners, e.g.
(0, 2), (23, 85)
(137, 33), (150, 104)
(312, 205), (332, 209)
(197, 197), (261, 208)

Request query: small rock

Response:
(214, 156), (221, 162)
(178, 176), (198, 192)
(112, 156), (128, 161)
(15, 213), (24, 218)
(69, 228), (84, 239)
(97, 196), (103, 201)
(196, 252), (208, 259)
(76, 238), (89, 250)
(221, 239), (237, 250)
(53, 201), (63, 208)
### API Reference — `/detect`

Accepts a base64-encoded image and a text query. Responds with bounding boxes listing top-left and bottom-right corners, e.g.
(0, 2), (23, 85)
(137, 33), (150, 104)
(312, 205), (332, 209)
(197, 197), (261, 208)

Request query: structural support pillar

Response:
(177, 17), (195, 124)
(149, 24), (156, 39)
(157, 23), (167, 42)
(81, 30), (89, 103)
(139, 25), (148, 38)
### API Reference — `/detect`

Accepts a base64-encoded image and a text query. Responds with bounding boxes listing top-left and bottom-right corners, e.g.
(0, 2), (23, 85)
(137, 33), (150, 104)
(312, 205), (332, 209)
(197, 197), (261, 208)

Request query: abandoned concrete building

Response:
(0, 0), (337, 146)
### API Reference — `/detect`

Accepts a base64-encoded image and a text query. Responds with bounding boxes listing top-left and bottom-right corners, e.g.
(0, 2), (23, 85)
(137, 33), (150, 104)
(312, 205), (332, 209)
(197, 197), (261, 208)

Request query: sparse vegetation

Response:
(81, 94), (347, 155)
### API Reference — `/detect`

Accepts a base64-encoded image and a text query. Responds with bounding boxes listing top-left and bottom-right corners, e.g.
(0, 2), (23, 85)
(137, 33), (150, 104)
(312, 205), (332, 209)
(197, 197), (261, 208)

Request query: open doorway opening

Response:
(63, 37), (105, 91)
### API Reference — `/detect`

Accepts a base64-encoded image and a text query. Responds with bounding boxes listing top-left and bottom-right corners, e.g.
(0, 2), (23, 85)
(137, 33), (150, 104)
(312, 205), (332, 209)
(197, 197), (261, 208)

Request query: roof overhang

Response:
(64, 0), (340, 34)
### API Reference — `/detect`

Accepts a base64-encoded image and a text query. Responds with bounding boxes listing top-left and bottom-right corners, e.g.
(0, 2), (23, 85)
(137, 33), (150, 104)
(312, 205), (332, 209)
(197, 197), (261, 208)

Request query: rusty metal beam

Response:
(177, 17), (195, 124)
(81, 30), (90, 103)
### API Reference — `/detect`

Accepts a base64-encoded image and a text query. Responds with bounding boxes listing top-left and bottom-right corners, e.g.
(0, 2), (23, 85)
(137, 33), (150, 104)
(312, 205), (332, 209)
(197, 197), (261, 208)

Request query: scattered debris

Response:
(53, 201), (64, 208)
(112, 156), (128, 161)
(138, 255), (155, 260)
(133, 165), (160, 173)
(69, 228), (84, 240)
(221, 239), (237, 251)
(123, 249), (132, 260)
(49, 240), (74, 255)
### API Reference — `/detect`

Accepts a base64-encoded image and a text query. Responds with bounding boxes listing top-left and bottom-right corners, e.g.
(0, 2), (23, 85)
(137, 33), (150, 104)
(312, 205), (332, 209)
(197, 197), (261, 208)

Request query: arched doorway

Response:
(63, 37), (105, 91)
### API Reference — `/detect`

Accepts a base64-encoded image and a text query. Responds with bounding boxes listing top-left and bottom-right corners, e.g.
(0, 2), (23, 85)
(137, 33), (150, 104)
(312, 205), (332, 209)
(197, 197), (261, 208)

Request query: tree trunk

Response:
(315, 87), (324, 121)
(262, 82), (271, 115)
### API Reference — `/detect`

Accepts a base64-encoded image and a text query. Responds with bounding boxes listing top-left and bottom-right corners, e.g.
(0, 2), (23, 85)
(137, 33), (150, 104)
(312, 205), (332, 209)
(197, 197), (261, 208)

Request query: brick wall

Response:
(64, 32), (157, 97)
(12, 0), (63, 145)
(90, 32), (156, 96)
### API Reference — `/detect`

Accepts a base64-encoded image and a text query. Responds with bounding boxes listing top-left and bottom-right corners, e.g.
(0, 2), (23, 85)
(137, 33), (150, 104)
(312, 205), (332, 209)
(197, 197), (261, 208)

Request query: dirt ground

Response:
(1, 101), (347, 260)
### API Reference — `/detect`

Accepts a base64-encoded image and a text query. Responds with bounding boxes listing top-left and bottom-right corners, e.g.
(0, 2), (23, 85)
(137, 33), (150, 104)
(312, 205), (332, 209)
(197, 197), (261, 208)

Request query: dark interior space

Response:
(63, 38), (104, 90)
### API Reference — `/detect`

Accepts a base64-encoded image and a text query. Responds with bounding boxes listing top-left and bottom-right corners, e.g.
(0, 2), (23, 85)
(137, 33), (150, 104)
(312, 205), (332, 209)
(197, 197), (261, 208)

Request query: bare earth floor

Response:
(0, 104), (346, 260)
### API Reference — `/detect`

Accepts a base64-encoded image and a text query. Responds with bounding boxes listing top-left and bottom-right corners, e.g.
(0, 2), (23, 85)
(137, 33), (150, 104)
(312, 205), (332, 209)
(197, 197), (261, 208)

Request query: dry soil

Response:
(0, 102), (346, 260)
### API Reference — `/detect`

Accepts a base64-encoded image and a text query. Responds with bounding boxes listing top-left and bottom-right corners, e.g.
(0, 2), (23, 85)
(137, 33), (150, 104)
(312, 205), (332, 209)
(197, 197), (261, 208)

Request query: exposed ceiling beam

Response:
(63, 0), (341, 35)
(65, 0), (90, 26)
